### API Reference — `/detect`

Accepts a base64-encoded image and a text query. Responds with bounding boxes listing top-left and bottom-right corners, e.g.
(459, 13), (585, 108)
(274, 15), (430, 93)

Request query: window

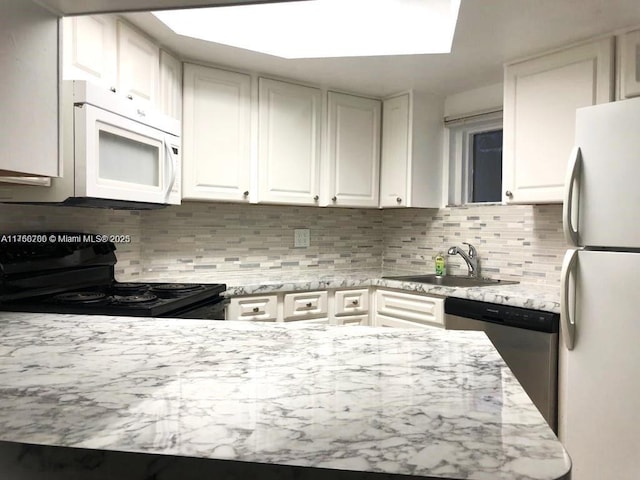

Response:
(446, 111), (503, 205)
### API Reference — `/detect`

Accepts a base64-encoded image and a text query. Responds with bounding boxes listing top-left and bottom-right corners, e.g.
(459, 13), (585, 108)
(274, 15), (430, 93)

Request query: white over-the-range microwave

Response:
(0, 80), (181, 208)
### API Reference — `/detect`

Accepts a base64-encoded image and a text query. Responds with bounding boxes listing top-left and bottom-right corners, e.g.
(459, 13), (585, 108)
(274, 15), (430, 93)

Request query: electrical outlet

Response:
(294, 229), (310, 248)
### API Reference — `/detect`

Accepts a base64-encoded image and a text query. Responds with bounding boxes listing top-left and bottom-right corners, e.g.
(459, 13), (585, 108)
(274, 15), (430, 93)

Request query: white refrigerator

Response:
(560, 96), (640, 480)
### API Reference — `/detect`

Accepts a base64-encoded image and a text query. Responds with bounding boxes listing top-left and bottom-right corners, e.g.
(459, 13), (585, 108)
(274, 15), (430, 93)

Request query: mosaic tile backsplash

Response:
(382, 204), (566, 285)
(138, 202), (383, 284)
(0, 201), (566, 286)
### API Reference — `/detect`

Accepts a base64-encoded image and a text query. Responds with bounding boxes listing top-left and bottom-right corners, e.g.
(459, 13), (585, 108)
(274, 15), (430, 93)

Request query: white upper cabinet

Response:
(258, 78), (322, 205)
(380, 94), (409, 207)
(62, 15), (117, 89)
(62, 15), (178, 118)
(159, 50), (183, 121)
(116, 20), (159, 107)
(0, 1), (59, 177)
(618, 28), (640, 99)
(182, 63), (252, 202)
(503, 37), (614, 204)
(327, 92), (381, 208)
(380, 91), (443, 208)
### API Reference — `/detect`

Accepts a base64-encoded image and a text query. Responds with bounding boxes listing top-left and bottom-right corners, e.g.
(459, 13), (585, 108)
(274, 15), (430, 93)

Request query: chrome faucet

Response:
(447, 242), (479, 277)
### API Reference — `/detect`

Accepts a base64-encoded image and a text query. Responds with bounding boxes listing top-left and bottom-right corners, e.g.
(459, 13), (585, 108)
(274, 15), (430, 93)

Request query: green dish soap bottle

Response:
(435, 252), (446, 276)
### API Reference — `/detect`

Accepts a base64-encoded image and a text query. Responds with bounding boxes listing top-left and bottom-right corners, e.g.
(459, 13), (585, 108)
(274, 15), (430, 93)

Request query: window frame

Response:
(446, 111), (503, 206)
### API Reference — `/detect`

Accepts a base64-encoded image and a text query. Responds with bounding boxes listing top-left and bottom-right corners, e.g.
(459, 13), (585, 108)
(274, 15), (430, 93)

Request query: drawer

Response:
(334, 289), (369, 316)
(375, 289), (444, 327)
(283, 291), (327, 321)
(227, 295), (278, 321)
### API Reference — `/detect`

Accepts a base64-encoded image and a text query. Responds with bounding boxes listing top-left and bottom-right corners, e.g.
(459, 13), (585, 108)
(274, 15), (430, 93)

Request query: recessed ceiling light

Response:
(152, 0), (461, 59)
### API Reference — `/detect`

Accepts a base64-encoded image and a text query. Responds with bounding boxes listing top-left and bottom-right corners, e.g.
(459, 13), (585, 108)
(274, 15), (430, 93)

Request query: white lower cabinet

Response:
(227, 288), (370, 325)
(333, 288), (370, 326)
(374, 289), (444, 328)
(227, 294), (278, 322)
(376, 314), (435, 329)
(283, 291), (328, 322)
(228, 288), (447, 328)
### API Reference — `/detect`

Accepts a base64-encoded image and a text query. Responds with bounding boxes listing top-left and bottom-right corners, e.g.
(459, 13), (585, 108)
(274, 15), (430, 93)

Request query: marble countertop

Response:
(223, 276), (561, 313)
(0, 312), (570, 480)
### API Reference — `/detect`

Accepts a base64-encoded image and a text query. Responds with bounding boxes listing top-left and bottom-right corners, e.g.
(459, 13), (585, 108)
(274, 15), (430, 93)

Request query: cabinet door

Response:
(0, 1), (59, 177)
(327, 92), (380, 208)
(335, 314), (369, 326)
(619, 28), (640, 99)
(375, 289), (444, 328)
(503, 37), (613, 204)
(376, 314), (433, 329)
(62, 15), (117, 88)
(380, 94), (410, 207)
(116, 20), (159, 106)
(182, 64), (252, 202)
(258, 78), (321, 205)
(159, 50), (182, 120)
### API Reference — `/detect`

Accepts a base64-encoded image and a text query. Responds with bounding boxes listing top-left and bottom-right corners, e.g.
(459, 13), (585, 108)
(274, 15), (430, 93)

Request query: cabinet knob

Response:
(313, 195), (319, 201)
(396, 197), (402, 203)
(351, 299), (359, 306)
(505, 190), (513, 198)
(243, 191), (249, 197)
(252, 307), (259, 313)
(306, 302), (313, 308)
(331, 196), (337, 202)
(136, 109), (146, 117)
(109, 86), (117, 93)
(126, 94), (133, 100)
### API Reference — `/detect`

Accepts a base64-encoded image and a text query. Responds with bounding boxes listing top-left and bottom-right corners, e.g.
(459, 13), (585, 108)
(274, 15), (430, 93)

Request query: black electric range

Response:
(0, 233), (227, 319)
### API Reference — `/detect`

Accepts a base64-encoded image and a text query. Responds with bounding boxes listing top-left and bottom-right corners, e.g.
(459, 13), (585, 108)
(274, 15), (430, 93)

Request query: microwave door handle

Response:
(164, 139), (177, 201)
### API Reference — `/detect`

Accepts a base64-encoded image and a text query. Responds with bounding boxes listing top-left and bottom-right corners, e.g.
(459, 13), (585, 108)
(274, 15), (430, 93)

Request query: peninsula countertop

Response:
(0, 312), (570, 480)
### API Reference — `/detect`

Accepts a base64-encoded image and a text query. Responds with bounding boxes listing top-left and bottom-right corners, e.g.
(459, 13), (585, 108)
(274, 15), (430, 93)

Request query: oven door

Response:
(74, 103), (180, 205)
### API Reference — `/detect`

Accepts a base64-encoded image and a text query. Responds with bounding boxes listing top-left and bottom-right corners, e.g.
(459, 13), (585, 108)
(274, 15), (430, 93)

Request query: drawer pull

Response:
(351, 299), (359, 306)
(252, 307), (259, 313)
(305, 302), (313, 308)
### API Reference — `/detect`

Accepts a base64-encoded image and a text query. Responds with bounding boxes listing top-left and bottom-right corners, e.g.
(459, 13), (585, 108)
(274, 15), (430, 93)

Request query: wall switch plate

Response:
(294, 229), (310, 248)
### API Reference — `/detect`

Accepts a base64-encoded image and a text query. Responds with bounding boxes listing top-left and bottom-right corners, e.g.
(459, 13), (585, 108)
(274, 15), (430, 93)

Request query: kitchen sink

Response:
(382, 274), (519, 287)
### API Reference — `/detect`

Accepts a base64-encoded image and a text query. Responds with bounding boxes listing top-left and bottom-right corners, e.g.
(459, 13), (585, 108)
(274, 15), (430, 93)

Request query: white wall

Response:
(444, 82), (503, 119)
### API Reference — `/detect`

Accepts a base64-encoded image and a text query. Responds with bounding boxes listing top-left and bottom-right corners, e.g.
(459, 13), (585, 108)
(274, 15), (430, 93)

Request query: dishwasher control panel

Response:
(444, 297), (559, 333)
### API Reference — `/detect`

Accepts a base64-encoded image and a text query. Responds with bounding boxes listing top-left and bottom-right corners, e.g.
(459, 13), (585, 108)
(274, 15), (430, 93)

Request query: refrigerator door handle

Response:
(561, 248), (579, 350)
(563, 146), (582, 246)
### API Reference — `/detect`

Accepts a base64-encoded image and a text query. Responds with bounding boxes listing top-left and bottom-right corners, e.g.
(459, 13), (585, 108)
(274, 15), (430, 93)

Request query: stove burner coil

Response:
(149, 284), (205, 298)
(111, 293), (158, 305)
(53, 292), (108, 304)
(110, 283), (148, 295)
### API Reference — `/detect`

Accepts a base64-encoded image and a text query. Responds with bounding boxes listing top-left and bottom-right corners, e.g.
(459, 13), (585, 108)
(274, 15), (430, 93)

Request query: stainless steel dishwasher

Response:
(444, 297), (560, 432)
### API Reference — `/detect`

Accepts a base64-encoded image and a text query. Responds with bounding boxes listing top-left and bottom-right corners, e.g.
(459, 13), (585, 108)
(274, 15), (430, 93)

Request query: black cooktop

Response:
(0, 233), (226, 318)
(0, 281), (226, 317)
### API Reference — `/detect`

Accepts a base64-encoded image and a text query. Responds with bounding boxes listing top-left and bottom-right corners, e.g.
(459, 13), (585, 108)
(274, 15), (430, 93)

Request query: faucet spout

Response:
(447, 242), (479, 277)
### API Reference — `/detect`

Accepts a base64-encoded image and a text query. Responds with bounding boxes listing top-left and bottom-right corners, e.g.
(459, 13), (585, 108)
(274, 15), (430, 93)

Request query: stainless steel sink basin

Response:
(382, 274), (519, 287)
